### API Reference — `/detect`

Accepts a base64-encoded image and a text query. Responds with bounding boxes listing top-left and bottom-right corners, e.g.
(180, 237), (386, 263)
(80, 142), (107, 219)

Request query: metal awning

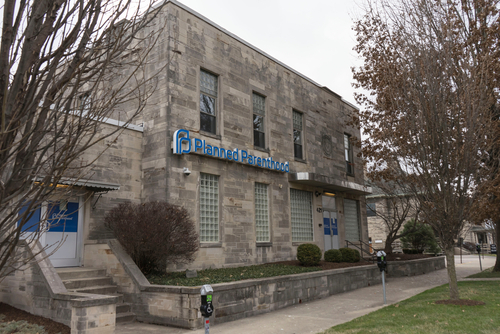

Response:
(35, 176), (120, 192)
(288, 172), (372, 196)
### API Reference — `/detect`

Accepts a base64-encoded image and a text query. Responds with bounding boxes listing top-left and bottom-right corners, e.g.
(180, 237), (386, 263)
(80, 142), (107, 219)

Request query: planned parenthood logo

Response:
(173, 129), (289, 173)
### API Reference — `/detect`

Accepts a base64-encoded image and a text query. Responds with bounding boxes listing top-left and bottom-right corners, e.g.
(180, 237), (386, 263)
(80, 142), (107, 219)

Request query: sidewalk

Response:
(117, 255), (496, 334)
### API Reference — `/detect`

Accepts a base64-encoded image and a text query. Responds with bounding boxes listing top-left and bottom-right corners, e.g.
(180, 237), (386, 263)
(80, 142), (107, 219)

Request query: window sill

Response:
(253, 146), (270, 154)
(292, 241), (315, 246)
(294, 158), (307, 164)
(256, 242), (272, 247)
(200, 242), (222, 248)
(199, 130), (221, 140)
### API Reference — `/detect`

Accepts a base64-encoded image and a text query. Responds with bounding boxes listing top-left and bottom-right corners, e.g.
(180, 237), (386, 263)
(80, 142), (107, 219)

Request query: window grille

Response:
(290, 189), (313, 242)
(200, 173), (219, 242)
(344, 199), (360, 241)
(255, 183), (269, 242)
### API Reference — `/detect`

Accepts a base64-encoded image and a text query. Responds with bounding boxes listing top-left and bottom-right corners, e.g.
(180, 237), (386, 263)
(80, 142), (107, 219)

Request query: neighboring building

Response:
(18, 0), (371, 271)
(366, 179), (418, 253)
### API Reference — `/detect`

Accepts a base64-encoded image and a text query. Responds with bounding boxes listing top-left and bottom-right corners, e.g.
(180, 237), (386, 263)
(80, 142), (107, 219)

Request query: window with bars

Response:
(290, 189), (313, 242)
(253, 93), (266, 149)
(200, 173), (219, 242)
(344, 133), (354, 175)
(200, 70), (218, 134)
(255, 183), (269, 242)
(293, 110), (303, 159)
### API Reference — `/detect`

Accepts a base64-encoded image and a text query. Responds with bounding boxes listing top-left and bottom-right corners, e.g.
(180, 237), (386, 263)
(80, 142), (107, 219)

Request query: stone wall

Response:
(131, 265), (382, 329)
(387, 256), (446, 277)
(130, 0), (370, 271)
(0, 242), (118, 334)
(82, 123), (143, 241)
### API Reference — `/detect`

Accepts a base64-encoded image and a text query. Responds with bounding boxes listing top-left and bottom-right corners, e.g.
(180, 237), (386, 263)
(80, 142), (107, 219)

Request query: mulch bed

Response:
(435, 299), (486, 306)
(0, 302), (70, 334)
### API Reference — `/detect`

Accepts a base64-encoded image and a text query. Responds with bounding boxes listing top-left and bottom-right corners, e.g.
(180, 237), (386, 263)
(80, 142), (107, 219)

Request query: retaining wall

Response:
(104, 239), (446, 329)
(0, 242), (117, 334)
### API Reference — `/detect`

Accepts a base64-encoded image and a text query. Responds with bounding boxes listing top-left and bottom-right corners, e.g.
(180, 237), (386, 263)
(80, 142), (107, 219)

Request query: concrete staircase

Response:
(56, 267), (135, 324)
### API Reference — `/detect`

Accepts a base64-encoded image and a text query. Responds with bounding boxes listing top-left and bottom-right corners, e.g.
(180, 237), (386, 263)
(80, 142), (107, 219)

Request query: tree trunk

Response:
(445, 247), (460, 300)
(494, 219), (500, 272)
(384, 237), (394, 254)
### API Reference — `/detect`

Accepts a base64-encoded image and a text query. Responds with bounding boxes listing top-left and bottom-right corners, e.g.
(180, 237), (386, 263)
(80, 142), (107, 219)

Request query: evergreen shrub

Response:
(339, 247), (359, 263)
(324, 249), (343, 262)
(297, 243), (322, 266)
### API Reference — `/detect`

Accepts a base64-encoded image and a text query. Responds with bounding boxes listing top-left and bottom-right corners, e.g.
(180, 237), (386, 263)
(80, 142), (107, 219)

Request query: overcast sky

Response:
(176, 0), (364, 106)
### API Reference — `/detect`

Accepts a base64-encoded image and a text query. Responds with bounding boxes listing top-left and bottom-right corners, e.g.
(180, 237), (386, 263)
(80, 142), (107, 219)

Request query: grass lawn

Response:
(467, 267), (500, 279)
(147, 263), (323, 286)
(320, 281), (500, 334)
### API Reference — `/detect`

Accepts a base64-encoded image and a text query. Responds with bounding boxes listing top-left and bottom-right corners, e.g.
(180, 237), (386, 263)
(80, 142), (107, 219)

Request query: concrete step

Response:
(62, 276), (114, 289)
(68, 285), (118, 295)
(116, 312), (136, 324)
(116, 303), (131, 314)
(56, 268), (107, 280)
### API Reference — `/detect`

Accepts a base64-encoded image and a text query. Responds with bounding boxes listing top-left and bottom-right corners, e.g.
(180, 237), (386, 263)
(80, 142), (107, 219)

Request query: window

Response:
(255, 183), (269, 242)
(79, 93), (91, 114)
(290, 189), (313, 242)
(366, 203), (376, 217)
(200, 173), (219, 242)
(344, 199), (360, 241)
(253, 93), (266, 149)
(200, 70), (218, 134)
(293, 110), (303, 159)
(344, 133), (354, 175)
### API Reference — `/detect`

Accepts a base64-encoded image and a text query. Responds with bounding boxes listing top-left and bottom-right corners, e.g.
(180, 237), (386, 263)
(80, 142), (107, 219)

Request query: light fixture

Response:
(183, 167), (191, 176)
(323, 192), (336, 197)
(315, 191), (321, 197)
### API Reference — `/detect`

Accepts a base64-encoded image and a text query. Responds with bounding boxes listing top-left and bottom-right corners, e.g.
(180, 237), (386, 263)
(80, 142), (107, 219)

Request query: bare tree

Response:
(353, 0), (499, 300)
(0, 0), (168, 280)
(366, 166), (421, 254)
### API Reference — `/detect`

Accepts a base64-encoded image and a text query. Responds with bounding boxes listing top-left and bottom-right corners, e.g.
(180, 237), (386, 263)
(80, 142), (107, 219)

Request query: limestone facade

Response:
(16, 0), (371, 271)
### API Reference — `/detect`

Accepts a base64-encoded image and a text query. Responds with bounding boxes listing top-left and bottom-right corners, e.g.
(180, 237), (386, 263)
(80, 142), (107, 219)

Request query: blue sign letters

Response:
(173, 129), (289, 173)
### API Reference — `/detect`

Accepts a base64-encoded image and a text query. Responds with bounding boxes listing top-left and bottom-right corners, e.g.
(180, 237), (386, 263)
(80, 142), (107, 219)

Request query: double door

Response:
(323, 210), (339, 251)
(19, 199), (83, 267)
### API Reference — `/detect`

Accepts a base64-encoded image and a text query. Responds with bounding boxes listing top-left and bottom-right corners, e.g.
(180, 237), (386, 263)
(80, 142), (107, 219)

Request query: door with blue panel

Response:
(19, 200), (83, 267)
(44, 200), (83, 267)
(323, 210), (339, 251)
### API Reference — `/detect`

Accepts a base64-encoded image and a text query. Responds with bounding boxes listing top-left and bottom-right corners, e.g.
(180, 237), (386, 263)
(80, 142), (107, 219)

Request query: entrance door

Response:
(20, 198), (83, 267)
(323, 210), (339, 251)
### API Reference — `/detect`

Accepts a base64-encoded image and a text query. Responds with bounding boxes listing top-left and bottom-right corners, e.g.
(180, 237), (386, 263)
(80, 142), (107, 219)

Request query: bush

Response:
(400, 219), (439, 253)
(339, 247), (360, 263)
(105, 201), (199, 275)
(324, 249), (342, 262)
(352, 249), (361, 262)
(297, 243), (322, 266)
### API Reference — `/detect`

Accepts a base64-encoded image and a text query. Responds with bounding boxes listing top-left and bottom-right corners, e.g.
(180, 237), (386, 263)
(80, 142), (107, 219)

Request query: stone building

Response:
(17, 0), (371, 271)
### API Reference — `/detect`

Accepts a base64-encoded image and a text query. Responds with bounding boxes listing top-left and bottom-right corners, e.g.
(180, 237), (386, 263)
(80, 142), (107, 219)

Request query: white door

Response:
(20, 198), (83, 267)
(323, 210), (339, 251)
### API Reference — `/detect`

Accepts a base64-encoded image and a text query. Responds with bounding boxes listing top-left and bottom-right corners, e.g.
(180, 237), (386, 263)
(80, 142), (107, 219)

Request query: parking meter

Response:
(376, 250), (387, 305)
(200, 285), (214, 317)
(476, 243), (481, 254)
(377, 250), (387, 272)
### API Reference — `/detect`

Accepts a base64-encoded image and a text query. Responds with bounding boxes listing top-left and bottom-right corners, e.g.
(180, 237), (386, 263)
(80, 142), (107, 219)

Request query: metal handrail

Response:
(345, 239), (379, 262)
